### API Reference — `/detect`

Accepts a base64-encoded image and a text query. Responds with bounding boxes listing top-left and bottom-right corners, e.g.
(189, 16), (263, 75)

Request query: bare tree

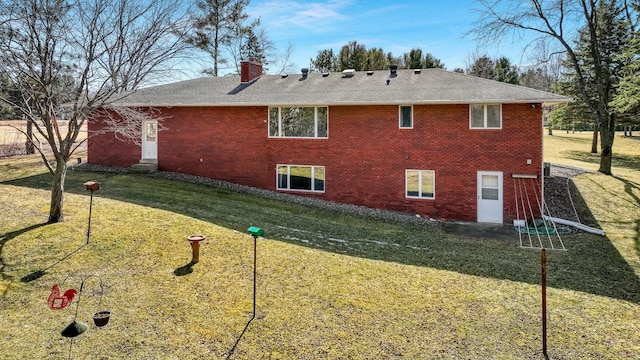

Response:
(0, 0), (189, 223)
(526, 40), (565, 91)
(471, 0), (637, 175)
(271, 42), (297, 75)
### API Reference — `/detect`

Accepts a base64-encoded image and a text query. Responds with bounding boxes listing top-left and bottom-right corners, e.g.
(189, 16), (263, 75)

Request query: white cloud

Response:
(250, 0), (352, 31)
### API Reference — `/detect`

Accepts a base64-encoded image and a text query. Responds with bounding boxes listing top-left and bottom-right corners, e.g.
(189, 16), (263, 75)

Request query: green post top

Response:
(247, 226), (265, 237)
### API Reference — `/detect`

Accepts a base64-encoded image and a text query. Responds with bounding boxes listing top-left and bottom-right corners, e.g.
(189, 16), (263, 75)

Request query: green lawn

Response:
(0, 133), (638, 359)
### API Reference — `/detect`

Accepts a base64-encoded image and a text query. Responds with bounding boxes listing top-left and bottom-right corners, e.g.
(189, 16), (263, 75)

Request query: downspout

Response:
(542, 215), (605, 236)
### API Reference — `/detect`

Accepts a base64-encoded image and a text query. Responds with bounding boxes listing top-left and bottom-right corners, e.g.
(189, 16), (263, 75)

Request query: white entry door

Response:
(477, 171), (503, 223)
(142, 120), (158, 160)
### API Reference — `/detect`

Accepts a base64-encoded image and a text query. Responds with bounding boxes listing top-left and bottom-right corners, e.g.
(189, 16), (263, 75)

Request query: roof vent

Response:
(366, 71), (374, 76)
(342, 69), (356, 78)
(414, 69), (421, 74)
(389, 64), (398, 78)
(301, 68), (309, 78)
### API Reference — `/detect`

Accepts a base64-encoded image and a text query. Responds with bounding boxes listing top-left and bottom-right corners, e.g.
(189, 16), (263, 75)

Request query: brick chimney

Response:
(240, 58), (263, 83)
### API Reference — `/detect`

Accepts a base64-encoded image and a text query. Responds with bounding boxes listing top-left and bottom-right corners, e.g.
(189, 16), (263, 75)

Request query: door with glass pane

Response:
(477, 171), (503, 223)
(142, 120), (158, 160)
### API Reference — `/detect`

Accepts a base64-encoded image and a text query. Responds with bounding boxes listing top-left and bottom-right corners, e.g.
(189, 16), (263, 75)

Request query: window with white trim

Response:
(399, 105), (413, 128)
(269, 106), (328, 138)
(406, 169), (435, 199)
(470, 104), (501, 129)
(277, 165), (325, 192)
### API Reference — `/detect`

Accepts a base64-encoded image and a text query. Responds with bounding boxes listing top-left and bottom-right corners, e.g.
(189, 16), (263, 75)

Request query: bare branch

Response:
(90, 106), (168, 147)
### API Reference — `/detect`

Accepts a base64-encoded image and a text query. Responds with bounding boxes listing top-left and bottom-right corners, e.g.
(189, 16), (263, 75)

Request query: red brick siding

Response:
(87, 115), (140, 167)
(88, 103), (543, 222)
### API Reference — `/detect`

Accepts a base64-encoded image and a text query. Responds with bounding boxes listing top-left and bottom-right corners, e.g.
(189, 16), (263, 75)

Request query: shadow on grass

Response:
(3, 170), (640, 304)
(0, 223), (48, 293)
(226, 316), (254, 360)
(563, 150), (640, 172)
(20, 244), (88, 283)
(173, 262), (195, 276)
(613, 175), (640, 260)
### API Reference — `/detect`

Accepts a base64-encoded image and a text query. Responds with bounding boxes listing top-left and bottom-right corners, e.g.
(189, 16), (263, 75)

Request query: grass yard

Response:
(0, 132), (638, 359)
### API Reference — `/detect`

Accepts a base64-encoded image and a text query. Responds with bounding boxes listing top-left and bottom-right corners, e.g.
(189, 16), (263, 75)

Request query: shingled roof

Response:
(112, 68), (570, 107)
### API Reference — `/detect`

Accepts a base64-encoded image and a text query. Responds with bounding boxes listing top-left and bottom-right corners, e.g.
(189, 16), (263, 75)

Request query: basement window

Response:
(406, 169), (435, 199)
(269, 106), (328, 138)
(277, 165), (325, 193)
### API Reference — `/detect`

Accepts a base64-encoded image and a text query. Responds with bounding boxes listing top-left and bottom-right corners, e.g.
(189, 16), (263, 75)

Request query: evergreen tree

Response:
(365, 47), (389, 70)
(494, 56), (519, 84)
(406, 48), (423, 69)
(611, 29), (640, 127)
(310, 49), (338, 73)
(0, 73), (15, 119)
(186, 0), (251, 76)
(423, 53), (445, 69)
(563, 1), (631, 152)
(338, 41), (368, 71)
(467, 55), (495, 79)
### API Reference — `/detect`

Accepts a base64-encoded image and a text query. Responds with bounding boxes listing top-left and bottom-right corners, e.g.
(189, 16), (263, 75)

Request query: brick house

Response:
(88, 60), (570, 223)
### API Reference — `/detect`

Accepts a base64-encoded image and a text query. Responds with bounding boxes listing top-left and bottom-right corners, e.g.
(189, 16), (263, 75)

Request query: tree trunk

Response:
(25, 121), (34, 154)
(48, 157), (67, 223)
(591, 124), (598, 154)
(599, 145), (613, 175)
(598, 112), (616, 175)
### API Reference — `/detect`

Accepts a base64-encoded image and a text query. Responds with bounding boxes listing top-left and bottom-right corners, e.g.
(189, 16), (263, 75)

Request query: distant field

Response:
(0, 120), (87, 156)
(0, 120), (26, 144)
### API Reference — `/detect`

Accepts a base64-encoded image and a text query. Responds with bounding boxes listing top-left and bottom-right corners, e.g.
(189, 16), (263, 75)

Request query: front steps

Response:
(130, 159), (158, 173)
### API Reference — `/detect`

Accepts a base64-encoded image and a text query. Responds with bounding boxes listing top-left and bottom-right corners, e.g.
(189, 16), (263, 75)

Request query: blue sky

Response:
(243, 0), (535, 74)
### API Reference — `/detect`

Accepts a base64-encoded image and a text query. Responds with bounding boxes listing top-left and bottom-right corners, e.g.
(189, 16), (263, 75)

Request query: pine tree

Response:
(186, 0), (250, 76)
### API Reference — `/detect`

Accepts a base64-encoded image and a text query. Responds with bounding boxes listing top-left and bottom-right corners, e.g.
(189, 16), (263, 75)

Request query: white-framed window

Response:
(269, 106), (328, 138)
(406, 169), (435, 199)
(469, 104), (502, 129)
(277, 165), (325, 192)
(399, 105), (413, 128)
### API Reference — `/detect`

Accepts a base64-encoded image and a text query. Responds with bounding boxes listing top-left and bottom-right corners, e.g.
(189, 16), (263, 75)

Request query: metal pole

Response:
(541, 248), (548, 360)
(252, 234), (257, 320)
(86, 190), (94, 244)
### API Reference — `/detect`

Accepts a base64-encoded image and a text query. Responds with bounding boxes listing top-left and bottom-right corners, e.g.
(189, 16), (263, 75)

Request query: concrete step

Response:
(138, 158), (158, 164)
(130, 160), (158, 173)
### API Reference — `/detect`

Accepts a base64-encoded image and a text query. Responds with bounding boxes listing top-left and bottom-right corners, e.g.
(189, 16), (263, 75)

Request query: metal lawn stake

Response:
(541, 248), (549, 360)
(84, 181), (100, 244)
(247, 226), (264, 319)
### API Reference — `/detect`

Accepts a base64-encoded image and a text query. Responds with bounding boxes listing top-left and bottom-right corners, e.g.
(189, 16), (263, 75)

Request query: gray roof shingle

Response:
(113, 68), (571, 107)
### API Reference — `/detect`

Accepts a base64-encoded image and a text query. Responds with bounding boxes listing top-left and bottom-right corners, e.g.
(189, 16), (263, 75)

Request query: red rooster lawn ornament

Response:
(47, 284), (77, 310)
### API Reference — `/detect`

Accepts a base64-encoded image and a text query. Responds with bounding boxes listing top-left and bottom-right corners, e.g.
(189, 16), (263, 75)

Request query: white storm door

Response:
(477, 171), (503, 223)
(142, 120), (158, 160)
